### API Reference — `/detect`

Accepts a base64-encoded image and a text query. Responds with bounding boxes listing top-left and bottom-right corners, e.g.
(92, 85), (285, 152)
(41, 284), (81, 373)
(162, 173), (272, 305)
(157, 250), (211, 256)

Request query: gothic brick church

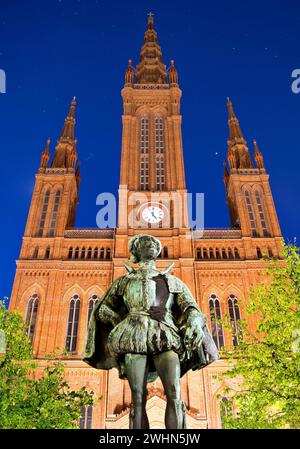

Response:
(9, 15), (282, 428)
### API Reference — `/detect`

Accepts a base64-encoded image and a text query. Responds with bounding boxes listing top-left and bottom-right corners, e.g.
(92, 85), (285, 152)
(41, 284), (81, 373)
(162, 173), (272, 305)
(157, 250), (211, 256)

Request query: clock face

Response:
(142, 205), (164, 224)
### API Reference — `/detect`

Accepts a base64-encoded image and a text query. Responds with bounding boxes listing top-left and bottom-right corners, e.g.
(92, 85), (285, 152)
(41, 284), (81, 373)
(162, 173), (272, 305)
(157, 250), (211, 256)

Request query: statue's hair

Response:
(128, 234), (162, 263)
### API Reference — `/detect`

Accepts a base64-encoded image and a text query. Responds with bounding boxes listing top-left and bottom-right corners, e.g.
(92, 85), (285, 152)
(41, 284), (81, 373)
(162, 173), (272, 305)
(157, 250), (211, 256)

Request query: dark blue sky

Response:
(1, 0), (300, 297)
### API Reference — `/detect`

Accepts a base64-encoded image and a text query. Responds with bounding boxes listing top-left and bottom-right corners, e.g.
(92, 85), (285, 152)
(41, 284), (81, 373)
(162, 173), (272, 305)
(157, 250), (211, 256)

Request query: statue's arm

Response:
(96, 278), (123, 327)
(175, 282), (206, 328)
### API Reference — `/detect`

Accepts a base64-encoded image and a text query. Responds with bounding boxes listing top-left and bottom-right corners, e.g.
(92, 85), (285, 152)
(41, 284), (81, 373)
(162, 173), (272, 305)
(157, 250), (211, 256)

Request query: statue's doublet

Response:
(106, 269), (185, 357)
(83, 266), (219, 381)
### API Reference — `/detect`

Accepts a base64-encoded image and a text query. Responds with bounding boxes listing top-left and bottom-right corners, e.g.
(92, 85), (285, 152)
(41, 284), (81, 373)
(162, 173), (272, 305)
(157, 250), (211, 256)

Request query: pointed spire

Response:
(227, 98), (246, 144)
(254, 139), (265, 170)
(135, 14), (167, 84)
(226, 98), (253, 169)
(40, 138), (50, 170)
(51, 98), (77, 168)
(59, 97), (76, 142)
(125, 59), (135, 86)
(169, 60), (178, 86)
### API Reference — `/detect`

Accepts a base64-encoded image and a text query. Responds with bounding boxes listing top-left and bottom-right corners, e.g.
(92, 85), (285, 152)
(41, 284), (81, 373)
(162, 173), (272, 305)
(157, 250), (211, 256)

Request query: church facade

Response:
(9, 15), (282, 429)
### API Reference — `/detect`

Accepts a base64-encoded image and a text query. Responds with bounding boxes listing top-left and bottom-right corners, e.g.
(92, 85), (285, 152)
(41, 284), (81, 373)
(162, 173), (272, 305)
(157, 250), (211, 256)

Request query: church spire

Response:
(59, 97), (76, 142)
(254, 139), (265, 170)
(51, 98), (77, 168)
(226, 98), (253, 169)
(227, 98), (246, 145)
(135, 14), (167, 84)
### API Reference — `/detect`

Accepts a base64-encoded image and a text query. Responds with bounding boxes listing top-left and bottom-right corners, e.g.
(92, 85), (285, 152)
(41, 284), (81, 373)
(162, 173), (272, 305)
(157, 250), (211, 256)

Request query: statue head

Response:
(128, 234), (162, 263)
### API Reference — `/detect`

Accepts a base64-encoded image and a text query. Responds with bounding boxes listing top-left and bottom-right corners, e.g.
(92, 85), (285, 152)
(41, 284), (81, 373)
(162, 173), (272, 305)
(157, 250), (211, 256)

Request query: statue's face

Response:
(136, 236), (160, 261)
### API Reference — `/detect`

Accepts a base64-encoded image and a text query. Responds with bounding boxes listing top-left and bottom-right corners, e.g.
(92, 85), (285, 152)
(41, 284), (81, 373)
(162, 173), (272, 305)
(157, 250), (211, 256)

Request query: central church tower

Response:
(117, 14), (188, 234)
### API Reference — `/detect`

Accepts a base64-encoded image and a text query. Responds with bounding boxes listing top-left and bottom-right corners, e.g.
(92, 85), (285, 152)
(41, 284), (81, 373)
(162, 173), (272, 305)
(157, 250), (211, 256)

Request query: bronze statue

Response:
(83, 234), (219, 429)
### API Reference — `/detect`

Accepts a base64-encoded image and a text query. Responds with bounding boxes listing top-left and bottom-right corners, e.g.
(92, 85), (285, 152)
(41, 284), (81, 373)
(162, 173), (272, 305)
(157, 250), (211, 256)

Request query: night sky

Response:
(0, 0), (300, 298)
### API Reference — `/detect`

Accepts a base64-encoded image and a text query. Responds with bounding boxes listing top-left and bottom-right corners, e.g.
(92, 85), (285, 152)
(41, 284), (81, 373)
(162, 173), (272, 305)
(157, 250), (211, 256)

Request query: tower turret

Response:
(39, 138), (50, 171)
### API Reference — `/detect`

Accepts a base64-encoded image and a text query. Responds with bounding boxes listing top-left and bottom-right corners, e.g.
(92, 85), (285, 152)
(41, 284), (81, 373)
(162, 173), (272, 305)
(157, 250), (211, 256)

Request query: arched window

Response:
(228, 294), (242, 346)
(222, 248), (227, 259)
(257, 247), (262, 259)
(45, 246), (50, 259)
(203, 248), (208, 259)
(87, 247), (92, 259)
(228, 248), (234, 259)
(209, 294), (224, 349)
(25, 293), (39, 343)
(220, 397), (233, 425)
(94, 248), (99, 259)
(37, 190), (50, 236)
(106, 248), (111, 260)
(49, 190), (61, 237)
(268, 248), (273, 258)
(81, 247), (86, 259)
(140, 114), (149, 191)
(244, 191), (257, 237)
(65, 294), (80, 353)
(234, 248), (240, 259)
(74, 247), (79, 259)
(155, 114), (165, 190)
(196, 248), (201, 260)
(79, 405), (93, 429)
(33, 246), (39, 259)
(87, 294), (99, 330)
(209, 248), (214, 259)
(163, 246), (168, 258)
(100, 247), (105, 259)
(255, 190), (269, 237)
(216, 249), (221, 259)
(68, 247), (73, 259)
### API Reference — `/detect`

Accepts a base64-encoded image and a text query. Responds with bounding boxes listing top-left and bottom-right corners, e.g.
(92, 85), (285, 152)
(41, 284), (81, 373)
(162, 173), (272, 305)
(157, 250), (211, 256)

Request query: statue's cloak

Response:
(83, 269), (219, 382)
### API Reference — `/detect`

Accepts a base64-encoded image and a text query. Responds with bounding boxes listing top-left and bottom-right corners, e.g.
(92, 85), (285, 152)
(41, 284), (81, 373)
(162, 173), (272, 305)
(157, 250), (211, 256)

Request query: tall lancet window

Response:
(155, 114), (165, 190)
(49, 190), (61, 237)
(25, 293), (40, 343)
(66, 294), (80, 353)
(244, 191), (257, 237)
(37, 189), (50, 236)
(140, 114), (149, 190)
(209, 294), (224, 349)
(228, 294), (242, 347)
(254, 190), (269, 237)
(79, 405), (93, 429)
(87, 294), (99, 330)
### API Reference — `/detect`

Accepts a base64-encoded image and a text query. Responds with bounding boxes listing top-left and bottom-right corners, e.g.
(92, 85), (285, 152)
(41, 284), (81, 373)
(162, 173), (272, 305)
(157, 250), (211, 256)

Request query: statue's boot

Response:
(165, 399), (186, 429)
(129, 405), (149, 429)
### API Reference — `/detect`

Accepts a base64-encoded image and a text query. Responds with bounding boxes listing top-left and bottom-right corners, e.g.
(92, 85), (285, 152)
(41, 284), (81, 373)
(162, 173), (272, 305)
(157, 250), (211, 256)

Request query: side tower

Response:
(224, 98), (282, 259)
(9, 98), (81, 355)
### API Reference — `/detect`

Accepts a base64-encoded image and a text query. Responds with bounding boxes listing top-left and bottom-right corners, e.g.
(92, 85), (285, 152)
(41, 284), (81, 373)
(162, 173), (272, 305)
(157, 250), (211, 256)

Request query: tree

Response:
(0, 300), (94, 429)
(220, 243), (300, 429)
